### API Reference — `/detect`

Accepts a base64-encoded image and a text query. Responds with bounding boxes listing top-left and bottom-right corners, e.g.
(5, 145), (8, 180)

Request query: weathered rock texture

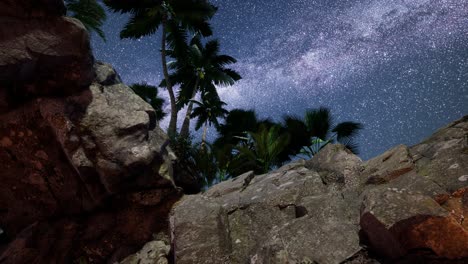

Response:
(170, 116), (468, 264)
(0, 1), (180, 263)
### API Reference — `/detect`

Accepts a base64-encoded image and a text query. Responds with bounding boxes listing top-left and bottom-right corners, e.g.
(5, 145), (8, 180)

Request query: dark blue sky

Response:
(92, 0), (468, 160)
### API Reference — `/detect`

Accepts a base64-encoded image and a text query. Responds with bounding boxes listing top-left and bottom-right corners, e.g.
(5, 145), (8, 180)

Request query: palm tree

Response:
(190, 91), (229, 145)
(295, 107), (363, 157)
(129, 83), (166, 122)
(103, 0), (217, 136)
(169, 35), (240, 138)
(214, 109), (259, 147)
(65, 0), (107, 41)
(235, 125), (291, 174)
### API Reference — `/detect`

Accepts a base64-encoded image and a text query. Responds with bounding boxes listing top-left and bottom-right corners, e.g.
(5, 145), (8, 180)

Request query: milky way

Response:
(92, 0), (468, 160)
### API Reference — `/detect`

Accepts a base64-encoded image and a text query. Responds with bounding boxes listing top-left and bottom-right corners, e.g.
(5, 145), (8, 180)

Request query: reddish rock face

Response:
(0, 0), (94, 106)
(391, 215), (468, 259)
(0, 1), (181, 263)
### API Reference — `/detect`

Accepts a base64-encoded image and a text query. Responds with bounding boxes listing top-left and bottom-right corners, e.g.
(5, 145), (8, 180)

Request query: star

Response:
(92, 0), (468, 160)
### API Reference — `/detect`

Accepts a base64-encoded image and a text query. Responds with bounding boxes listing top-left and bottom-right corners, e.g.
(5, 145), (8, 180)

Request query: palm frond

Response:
(305, 107), (332, 140)
(120, 10), (162, 39)
(129, 82), (166, 121)
(214, 55), (237, 67)
(166, 20), (189, 58)
(103, 0), (157, 13)
(66, 0), (107, 41)
(332, 121), (363, 141)
(204, 40), (220, 58)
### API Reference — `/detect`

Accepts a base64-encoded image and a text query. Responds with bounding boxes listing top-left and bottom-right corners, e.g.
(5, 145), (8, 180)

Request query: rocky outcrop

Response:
(0, 0), (93, 111)
(170, 116), (468, 263)
(0, 1), (180, 263)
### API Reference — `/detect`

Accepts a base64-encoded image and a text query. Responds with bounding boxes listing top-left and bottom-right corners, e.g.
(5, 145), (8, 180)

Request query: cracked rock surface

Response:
(170, 116), (468, 264)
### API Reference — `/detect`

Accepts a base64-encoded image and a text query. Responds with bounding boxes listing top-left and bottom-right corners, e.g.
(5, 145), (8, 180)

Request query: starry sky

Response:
(92, 0), (468, 160)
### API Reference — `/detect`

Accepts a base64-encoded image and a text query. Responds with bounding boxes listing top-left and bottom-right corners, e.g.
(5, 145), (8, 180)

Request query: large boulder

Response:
(0, 62), (181, 263)
(171, 161), (363, 264)
(0, 0), (94, 108)
(170, 116), (468, 263)
(0, 2), (180, 263)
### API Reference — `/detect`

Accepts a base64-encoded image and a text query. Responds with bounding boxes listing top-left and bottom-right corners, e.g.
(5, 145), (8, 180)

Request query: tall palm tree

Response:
(129, 83), (166, 122)
(170, 35), (240, 138)
(190, 91), (229, 145)
(65, 0), (107, 41)
(103, 0), (217, 136)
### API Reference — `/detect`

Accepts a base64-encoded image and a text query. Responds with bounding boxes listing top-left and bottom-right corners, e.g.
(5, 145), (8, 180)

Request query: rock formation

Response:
(1, 1), (467, 264)
(0, 1), (180, 263)
(170, 116), (468, 264)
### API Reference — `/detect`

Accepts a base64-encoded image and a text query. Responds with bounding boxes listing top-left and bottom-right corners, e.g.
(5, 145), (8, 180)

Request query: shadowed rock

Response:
(0, 1), (180, 263)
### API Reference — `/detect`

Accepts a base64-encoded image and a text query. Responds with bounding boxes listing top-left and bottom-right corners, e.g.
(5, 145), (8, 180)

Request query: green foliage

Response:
(298, 107), (364, 158)
(65, 0), (107, 41)
(129, 83), (166, 122)
(102, 1), (364, 191)
(171, 35), (241, 109)
(166, 106), (362, 190)
(304, 107), (332, 140)
(104, 0), (217, 40)
(191, 91), (228, 131)
(170, 133), (196, 165)
(164, 33), (241, 137)
(104, 0), (218, 136)
(234, 125), (290, 174)
(215, 109), (259, 147)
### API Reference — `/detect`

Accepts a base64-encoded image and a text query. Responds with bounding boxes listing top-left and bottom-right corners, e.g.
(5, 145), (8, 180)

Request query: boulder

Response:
(171, 161), (363, 264)
(0, 0), (94, 105)
(170, 116), (468, 263)
(0, 62), (181, 263)
(305, 143), (364, 189)
(410, 116), (468, 194)
(120, 235), (171, 264)
(0, 1), (180, 262)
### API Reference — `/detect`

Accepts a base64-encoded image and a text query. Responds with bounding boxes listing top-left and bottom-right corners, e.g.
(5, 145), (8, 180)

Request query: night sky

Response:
(92, 0), (468, 160)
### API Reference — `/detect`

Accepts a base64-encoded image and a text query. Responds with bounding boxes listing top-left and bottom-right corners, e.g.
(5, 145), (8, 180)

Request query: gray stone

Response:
(169, 116), (468, 263)
(410, 116), (468, 193)
(171, 161), (362, 264)
(120, 240), (171, 264)
(306, 144), (364, 189)
(361, 144), (414, 186)
(95, 61), (122, 86)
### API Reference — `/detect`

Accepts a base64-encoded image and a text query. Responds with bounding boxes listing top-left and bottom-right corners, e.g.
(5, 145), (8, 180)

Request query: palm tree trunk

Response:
(179, 77), (200, 138)
(161, 17), (177, 136)
(200, 123), (208, 151)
